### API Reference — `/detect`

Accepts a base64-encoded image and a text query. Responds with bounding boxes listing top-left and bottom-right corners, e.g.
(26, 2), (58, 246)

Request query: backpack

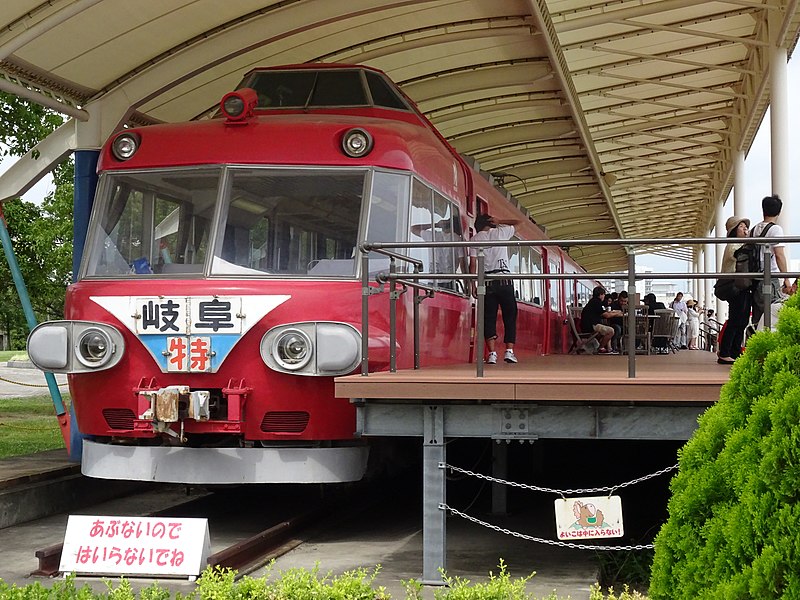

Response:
(733, 223), (774, 290)
(713, 277), (738, 301)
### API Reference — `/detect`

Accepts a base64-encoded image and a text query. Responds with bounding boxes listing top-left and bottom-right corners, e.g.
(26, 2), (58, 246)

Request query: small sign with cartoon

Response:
(554, 495), (624, 541)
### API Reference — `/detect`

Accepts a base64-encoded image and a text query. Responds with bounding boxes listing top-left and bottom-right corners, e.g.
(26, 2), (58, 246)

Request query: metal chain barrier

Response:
(442, 504), (655, 551)
(0, 375), (68, 388)
(443, 462), (677, 496)
(441, 462), (679, 551)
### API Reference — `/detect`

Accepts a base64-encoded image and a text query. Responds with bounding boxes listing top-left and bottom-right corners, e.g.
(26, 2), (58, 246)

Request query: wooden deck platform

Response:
(336, 349), (730, 405)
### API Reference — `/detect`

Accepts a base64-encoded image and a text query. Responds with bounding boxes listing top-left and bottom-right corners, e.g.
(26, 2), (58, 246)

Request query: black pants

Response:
(484, 282), (517, 344)
(751, 280), (780, 328)
(719, 290), (751, 359)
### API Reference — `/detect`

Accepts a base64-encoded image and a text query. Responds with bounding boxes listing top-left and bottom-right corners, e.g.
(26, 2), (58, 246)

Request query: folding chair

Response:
(621, 306), (651, 354)
(566, 307), (601, 354)
(652, 309), (680, 354)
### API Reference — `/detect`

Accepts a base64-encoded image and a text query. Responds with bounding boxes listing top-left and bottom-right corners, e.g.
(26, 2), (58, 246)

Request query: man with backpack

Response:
(749, 195), (791, 328)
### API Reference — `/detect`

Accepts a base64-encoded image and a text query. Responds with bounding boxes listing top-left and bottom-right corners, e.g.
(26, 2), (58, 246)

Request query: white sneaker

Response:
(486, 352), (497, 364)
(504, 350), (517, 363)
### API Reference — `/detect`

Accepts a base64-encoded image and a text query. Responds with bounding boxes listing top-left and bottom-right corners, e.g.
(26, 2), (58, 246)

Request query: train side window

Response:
(365, 71), (409, 110)
(518, 247), (533, 304)
(548, 258), (561, 312)
(476, 196), (488, 217)
(409, 180), (433, 283)
(507, 243), (521, 300)
(432, 192), (458, 290)
(530, 249), (543, 306)
(364, 171), (410, 275)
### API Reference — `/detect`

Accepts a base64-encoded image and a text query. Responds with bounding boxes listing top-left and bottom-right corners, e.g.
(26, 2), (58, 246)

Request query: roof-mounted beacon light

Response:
(341, 128), (373, 158)
(111, 132), (141, 161)
(221, 88), (258, 123)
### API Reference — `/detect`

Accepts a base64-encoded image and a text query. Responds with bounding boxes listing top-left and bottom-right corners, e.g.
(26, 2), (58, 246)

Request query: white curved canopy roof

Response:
(2, 0), (799, 271)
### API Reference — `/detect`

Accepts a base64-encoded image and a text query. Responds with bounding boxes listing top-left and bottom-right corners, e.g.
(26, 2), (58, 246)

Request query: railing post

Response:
(361, 252), (370, 376)
(627, 252), (636, 378)
(763, 245), (773, 329)
(414, 287), (421, 369)
(476, 252), (485, 378)
(389, 257), (397, 372)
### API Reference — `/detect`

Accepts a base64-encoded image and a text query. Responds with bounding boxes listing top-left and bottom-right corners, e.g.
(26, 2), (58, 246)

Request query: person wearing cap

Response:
(469, 213), (523, 364)
(717, 215), (751, 364)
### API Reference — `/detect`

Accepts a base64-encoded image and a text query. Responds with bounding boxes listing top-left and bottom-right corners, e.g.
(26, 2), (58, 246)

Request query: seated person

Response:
(581, 286), (623, 355)
(609, 290), (628, 351)
(643, 292), (666, 315)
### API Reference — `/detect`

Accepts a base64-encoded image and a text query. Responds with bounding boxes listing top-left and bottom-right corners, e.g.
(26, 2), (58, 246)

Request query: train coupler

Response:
(138, 385), (211, 424)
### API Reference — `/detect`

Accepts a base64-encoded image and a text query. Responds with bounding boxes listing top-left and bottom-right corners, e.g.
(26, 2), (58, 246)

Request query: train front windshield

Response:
(82, 167), (409, 279)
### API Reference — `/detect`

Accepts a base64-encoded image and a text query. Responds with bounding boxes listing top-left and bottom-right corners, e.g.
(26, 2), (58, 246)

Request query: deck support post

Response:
(491, 440), (508, 515)
(422, 405), (446, 585)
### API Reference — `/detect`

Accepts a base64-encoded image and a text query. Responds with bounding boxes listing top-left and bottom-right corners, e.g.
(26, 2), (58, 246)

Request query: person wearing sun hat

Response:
(717, 215), (751, 364)
(686, 299), (701, 349)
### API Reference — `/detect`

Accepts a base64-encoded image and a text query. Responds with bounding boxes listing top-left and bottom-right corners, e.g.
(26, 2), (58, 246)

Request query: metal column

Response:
(73, 150), (99, 282)
(491, 441), (508, 516)
(422, 405), (446, 584)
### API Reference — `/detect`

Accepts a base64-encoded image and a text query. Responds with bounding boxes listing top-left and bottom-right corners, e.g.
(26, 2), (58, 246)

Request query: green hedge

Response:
(650, 293), (800, 598)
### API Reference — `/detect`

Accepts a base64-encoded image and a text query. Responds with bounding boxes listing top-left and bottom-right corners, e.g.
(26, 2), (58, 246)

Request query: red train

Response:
(27, 65), (591, 484)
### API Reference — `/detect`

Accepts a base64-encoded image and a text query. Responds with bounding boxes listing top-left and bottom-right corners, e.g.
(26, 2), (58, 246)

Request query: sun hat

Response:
(725, 215), (750, 236)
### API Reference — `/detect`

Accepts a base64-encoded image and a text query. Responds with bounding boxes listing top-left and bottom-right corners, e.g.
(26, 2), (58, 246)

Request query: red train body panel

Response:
(27, 65), (590, 484)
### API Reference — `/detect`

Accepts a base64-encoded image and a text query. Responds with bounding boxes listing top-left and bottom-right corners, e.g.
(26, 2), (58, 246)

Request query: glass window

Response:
(508, 244), (520, 299)
(365, 171), (410, 276)
(247, 70), (317, 108)
(84, 169), (219, 277)
(517, 247), (533, 303)
(366, 71), (409, 110)
(214, 169), (366, 276)
(309, 71), (367, 106)
(409, 180), (433, 282)
(244, 69), (370, 109)
(530, 249), (543, 306)
(432, 193), (456, 289)
(549, 258), (561, 311)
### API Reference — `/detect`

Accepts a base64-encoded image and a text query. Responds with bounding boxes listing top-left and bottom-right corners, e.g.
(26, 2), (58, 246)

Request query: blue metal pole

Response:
(67, 150), (100, 460)
(0, 207), (65, 415)
(73, 150), (99, 282)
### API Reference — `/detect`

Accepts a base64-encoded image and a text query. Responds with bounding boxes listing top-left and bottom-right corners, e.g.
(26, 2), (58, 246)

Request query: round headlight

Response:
(76, 328), (113, 368)
(111, 132), (140, 161)
(273, 329), (312, 370)
(222, 95), (245, 118)
(342, 128), (373, 158)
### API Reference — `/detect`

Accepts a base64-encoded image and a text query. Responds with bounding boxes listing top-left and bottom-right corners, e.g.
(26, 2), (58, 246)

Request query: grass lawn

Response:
(0, 394), (66, 458)
(0, 350), (28, 362)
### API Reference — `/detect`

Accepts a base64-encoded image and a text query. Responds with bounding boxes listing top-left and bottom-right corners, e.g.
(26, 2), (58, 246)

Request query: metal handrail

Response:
(359, 236), (800, 378)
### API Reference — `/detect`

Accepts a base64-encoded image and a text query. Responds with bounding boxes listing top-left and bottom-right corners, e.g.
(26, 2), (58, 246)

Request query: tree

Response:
(0, 91), (70, 348)
(650, 295), (800, 598)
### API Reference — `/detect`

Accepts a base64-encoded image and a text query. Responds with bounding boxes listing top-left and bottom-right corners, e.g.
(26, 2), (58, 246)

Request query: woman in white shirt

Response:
(686, 300), (700, 349)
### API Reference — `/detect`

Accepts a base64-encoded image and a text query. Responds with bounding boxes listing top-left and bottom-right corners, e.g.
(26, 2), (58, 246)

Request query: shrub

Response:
(431, 560), (535, 600)
(649, 294), (800, 598)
